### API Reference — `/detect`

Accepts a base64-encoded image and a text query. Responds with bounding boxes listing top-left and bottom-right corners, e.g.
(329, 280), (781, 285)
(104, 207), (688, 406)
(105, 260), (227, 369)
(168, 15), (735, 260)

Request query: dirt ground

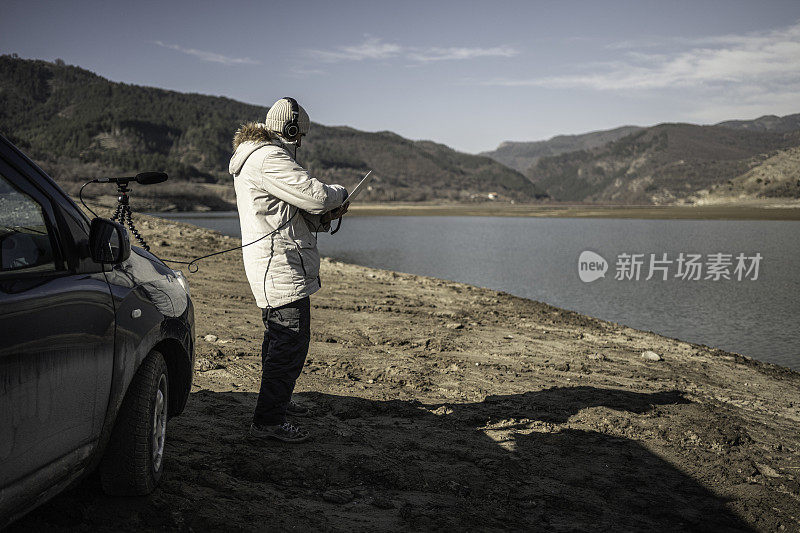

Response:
(12, 215), (800, 532)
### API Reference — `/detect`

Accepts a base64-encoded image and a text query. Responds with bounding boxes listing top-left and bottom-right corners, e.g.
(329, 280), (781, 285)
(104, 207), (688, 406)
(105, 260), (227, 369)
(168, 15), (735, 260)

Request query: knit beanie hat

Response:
(265, 97), (310, 137)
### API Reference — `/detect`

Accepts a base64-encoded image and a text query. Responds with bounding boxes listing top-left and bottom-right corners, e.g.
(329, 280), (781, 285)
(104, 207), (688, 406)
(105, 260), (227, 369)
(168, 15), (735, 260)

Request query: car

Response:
(0, 134), (195, 526)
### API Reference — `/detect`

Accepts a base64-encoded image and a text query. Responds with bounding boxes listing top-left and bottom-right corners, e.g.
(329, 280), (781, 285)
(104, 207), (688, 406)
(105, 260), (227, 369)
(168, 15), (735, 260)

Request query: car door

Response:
(0, 156), (115, 490)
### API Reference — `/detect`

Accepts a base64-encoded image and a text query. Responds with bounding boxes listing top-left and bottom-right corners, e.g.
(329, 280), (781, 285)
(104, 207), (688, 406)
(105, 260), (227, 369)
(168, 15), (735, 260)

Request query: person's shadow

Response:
(13, 386), (753, 532)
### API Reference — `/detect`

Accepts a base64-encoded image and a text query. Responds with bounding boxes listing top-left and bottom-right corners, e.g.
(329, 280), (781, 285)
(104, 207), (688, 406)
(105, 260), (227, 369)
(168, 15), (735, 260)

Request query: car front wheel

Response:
(100, 349), (169, 495)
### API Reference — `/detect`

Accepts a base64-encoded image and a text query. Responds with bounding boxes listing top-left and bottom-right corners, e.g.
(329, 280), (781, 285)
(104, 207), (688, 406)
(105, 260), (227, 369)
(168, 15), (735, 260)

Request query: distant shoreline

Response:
(347, 203), (800, 220)
(148, 202), (800, 221)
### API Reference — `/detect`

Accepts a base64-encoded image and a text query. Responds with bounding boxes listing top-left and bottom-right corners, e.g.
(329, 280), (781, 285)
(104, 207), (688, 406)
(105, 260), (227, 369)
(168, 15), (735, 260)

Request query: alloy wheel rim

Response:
(152, 373), (167, 472)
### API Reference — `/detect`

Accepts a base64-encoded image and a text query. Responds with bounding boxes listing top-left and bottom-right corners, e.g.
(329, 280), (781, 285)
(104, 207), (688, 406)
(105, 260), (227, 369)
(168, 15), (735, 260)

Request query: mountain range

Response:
(0, 55), (545, 210)
(480, 126), (644, 174)
(483, 115), (800, 204)
(2, 55), (798, 208)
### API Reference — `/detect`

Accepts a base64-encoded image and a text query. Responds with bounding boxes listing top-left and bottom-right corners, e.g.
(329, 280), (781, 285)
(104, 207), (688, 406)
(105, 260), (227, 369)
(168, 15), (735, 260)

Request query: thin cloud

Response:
(606, 23), (800, 50)
(153, 41), (260, 66)
(407, 45), (518, 62)
(484, 21), (800, 91)
(304, 37), (517, 64)
(305, 37), (402, 63)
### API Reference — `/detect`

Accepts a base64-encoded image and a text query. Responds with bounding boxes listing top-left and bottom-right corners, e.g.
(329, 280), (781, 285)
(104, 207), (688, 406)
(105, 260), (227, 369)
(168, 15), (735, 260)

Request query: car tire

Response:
(99, 349), (169, 495)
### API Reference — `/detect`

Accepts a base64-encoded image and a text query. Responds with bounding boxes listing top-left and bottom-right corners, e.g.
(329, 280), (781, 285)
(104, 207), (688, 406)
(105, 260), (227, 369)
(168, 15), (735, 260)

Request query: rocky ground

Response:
(12, 215), (800, 532)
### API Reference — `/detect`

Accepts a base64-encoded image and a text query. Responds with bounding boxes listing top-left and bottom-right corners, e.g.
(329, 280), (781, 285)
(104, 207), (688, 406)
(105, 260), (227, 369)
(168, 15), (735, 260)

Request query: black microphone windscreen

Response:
(135, 172), (168, 185)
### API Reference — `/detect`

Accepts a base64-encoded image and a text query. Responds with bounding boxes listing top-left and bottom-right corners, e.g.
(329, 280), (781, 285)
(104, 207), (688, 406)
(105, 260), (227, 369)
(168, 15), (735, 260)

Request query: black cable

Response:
(157, 209), (299, 273)
(158, 138), (309, 271)
(78, 157), (330, 274)
(330, 215), (343, 235)
(79, 180), (100, 218)
(79, 177), (292, 272)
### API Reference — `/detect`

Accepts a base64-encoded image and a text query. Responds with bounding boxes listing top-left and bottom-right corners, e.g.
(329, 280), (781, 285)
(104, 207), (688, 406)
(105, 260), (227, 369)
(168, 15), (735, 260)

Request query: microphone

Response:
(95, 172), (169, 185)
(135, 172), (168, 185)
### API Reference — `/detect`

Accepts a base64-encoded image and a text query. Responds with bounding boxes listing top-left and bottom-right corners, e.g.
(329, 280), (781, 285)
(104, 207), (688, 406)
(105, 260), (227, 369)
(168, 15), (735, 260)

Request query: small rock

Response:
(641, 350), (662, 361)
(504, 335), (514, 339)
(196, 358), (226, 372)
(445, 322), (464, 330)
(203, 334), (218, 343)
(755, 463), (780, 478)
(322, 489), (354, 504)
(555, 362), (570, 372)
(447, 364), (460, 372)
(587, 353), (608, 361)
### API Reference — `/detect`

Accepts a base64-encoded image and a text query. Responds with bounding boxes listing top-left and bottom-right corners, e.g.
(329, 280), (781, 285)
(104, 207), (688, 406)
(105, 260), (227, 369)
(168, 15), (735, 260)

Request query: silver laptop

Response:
(346, 171), (373, 203)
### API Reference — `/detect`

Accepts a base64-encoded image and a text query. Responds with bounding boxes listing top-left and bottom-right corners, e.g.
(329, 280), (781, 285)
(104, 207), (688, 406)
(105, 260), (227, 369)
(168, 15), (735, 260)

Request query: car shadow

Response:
(12, 386), (753, 531)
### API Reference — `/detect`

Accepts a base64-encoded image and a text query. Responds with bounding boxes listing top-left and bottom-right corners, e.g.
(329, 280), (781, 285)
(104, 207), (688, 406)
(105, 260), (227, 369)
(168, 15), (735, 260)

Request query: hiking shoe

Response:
(249, 421), (310, 443)
(286, 400), (310, 417)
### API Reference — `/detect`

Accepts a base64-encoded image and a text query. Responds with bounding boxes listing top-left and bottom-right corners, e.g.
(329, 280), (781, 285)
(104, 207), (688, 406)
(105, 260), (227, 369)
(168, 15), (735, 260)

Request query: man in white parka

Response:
(229, 97), (348, 442)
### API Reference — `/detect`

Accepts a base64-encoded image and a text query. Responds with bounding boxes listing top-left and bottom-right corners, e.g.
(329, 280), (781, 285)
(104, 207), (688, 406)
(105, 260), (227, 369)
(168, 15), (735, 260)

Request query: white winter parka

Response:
(229, 123), (347, 308)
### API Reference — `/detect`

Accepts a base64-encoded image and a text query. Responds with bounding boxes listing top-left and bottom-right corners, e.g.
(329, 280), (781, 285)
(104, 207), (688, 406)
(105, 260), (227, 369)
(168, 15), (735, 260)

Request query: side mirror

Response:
(89, 218), (131, 264)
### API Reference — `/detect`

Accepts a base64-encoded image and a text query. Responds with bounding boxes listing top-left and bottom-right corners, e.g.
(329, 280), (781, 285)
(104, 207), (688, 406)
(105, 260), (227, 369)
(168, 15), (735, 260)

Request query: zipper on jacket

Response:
(296, 244), (307, 278)
(263, 237), (275, 307)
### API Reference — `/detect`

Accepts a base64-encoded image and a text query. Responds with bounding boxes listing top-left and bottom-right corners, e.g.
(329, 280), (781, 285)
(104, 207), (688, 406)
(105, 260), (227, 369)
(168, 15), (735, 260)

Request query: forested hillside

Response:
(695, 145), (800, 203)
(481, 126), (643, 174)
(528, 123), (800, 204)
(0, 56), (546, 209)
(716, 114), (800, 134)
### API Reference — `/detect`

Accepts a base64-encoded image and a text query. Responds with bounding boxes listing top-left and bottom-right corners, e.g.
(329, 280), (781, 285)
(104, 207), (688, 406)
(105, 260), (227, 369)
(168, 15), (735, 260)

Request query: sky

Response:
(2, 0), (800, 153)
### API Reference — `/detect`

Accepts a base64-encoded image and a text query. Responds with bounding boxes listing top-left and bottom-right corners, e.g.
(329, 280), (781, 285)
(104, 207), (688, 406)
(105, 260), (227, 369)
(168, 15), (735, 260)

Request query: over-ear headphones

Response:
(282, 96), (300, 139)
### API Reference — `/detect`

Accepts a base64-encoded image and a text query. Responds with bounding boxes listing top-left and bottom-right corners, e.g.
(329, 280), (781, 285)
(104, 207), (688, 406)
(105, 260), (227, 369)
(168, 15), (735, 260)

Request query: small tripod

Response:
(111, 182), (151, 251)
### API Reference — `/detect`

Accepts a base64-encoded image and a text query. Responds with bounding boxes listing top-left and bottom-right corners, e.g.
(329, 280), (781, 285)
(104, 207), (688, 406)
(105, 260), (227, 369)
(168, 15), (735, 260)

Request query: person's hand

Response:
(321, 202), (349, 224)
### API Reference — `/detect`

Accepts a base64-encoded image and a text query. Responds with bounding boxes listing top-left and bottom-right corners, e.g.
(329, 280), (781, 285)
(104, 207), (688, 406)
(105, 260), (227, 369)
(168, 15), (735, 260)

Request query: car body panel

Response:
(102, 248), (194, 420)
(0, 135), (195, 526)
(0, 442), (94, 528)
(0, 272), (115, 486)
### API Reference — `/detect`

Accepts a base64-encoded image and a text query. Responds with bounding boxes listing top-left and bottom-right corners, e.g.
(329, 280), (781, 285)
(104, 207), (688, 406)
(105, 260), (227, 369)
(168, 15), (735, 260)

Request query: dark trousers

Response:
(253, 296), (311, 425)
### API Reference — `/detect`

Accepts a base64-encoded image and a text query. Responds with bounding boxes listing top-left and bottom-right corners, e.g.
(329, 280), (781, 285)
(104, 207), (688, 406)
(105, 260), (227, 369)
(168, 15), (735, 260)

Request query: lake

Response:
(153, 212), (800, 370)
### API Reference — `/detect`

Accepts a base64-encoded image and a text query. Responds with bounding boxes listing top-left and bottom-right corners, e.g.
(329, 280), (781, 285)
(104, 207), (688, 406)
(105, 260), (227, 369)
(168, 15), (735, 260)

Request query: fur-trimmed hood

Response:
(232, 122), (278, 150)
(229, 122), (284, 175)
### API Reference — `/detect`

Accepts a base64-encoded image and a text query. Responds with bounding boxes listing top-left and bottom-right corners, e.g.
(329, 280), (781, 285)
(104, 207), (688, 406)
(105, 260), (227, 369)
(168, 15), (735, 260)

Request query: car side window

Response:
(0, 173), (57, 274)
